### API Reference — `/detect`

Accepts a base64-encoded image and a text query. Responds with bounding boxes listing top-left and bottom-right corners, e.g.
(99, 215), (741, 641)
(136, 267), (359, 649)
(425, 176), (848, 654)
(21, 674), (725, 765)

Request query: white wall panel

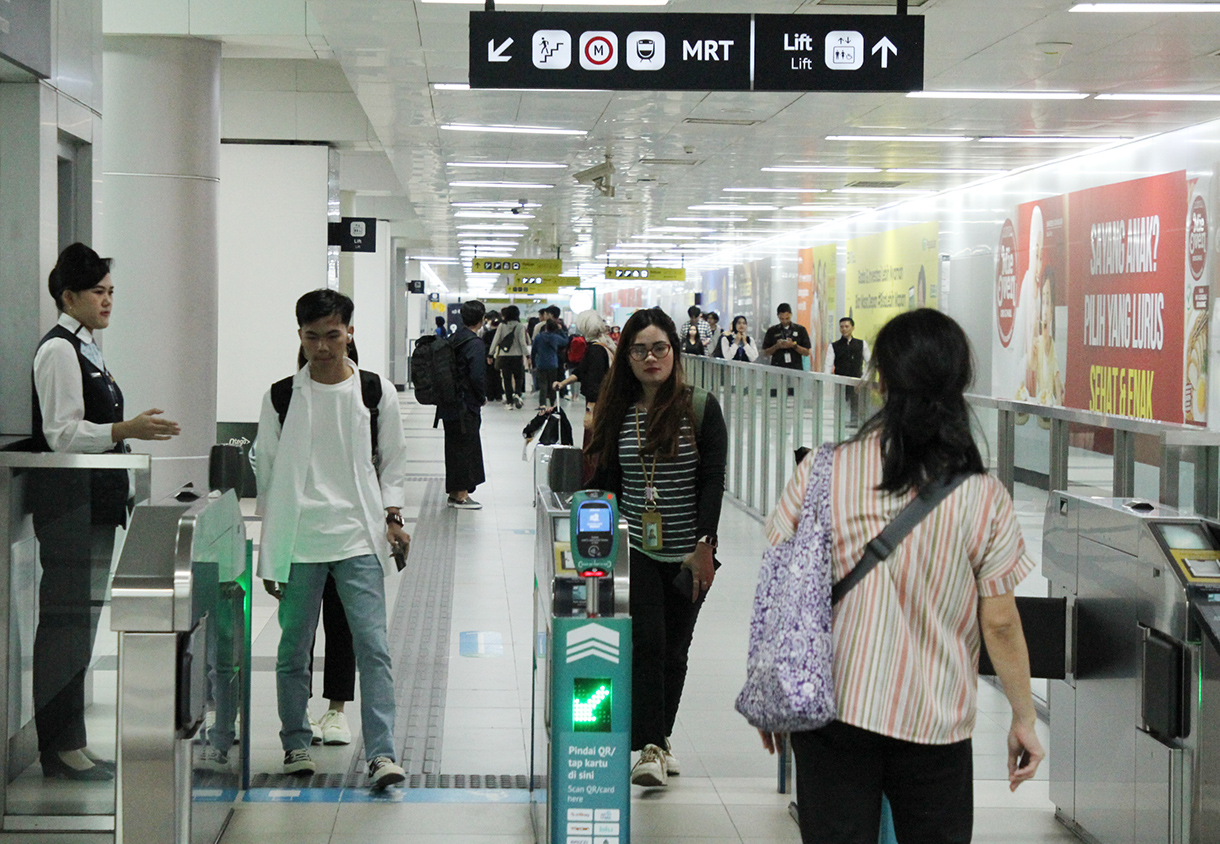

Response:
(217, 143), (329, 423)
(351, 219), (391, 379)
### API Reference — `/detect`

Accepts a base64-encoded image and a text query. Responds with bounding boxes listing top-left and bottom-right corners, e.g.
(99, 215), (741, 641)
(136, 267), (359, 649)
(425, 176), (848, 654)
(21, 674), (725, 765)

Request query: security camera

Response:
(573, 161), (615, 185)
(510, 198), (528, 215)
(511, 206), (522, 215)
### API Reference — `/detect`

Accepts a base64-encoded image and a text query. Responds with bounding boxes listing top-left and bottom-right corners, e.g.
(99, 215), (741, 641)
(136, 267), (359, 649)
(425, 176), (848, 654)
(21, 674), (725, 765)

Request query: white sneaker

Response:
(663, 738), (680, 776)
(310, 716), (322, 745)
(630, 744), (667, 787)
(368, 756), (406, 790)
(318, 709), (352, 745)
(194, 747), (229, 773)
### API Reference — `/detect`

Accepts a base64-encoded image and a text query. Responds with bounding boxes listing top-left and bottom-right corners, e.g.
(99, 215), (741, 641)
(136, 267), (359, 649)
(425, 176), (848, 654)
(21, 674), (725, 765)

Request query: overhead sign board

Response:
(328, 217), (377, 252)
(469, 12), (922, 93)
(470, 12), (751, 91)
(605, 267), (687, 281)
(470, 258), (563, 274)
(505, 276), (580, 295)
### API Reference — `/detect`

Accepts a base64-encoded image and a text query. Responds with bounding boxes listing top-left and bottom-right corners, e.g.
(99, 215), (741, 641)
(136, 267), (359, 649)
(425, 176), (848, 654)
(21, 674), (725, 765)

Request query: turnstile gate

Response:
(1045, 493), (1220, 844)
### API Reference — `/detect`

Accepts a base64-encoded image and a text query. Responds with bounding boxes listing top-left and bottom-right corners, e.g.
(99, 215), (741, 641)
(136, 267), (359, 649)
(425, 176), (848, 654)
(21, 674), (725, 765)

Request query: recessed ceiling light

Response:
(452, 201), (541, 208)
(833, 187), (935, 195)
(1071, 3), (1220, 11)
(456, 224), (531, 230)
(448, 161), (566, 169)
(409, 256), (461, 263)
(782, 205), (873, 212)
(631, 234), (689, 239)
(907, 91), (1088, 100)
(762, 166), (883, 173)
(454, 211), (536, 219)
(460, 240), (525, 246)
(433, 83), (471, 91)
(449, 181), (555, 189)
(978, 135), (1131, 143)
(1095, 93), (1220, 101)
(423, 0), (666, 5)
(440, 123), (587, 136)
(826, 134), (972, 143)
(668, 216), (749, 222)
(886, 167), (1007, 174)
(757, 218), (827, 223)
(723, 187), (829, 193)
(688, 204), (778, 211)
(617, 242), (676, 249)
(648, 226), (716, 233)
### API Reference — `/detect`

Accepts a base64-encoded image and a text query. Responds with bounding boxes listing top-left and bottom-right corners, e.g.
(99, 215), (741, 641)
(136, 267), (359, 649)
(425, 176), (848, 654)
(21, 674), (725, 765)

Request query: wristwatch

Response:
(697, 534), (718, 550)
(386, 512), (405, 527)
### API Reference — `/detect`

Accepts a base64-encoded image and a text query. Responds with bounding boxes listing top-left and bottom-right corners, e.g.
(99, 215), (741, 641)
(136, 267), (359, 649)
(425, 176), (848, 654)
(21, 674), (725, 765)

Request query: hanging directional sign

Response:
(505, 275), (581, 295)
(752, 14), (923, 92)
(470, 258), (563, 274)
(469, 12), (923, 93)
(606, 267), (687, 281)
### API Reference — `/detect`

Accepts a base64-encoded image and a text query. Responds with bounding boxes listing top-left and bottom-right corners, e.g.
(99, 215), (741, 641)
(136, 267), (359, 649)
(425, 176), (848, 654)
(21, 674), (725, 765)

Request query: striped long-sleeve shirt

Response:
(765, 432), (1035, 744)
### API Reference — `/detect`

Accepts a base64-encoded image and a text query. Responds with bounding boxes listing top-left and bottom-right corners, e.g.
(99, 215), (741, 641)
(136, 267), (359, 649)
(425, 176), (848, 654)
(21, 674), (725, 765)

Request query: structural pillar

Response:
(99, 36), (221, 458)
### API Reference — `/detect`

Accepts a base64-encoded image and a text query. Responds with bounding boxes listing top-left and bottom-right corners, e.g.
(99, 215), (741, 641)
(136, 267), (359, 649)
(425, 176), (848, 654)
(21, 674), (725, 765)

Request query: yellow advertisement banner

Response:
(844, 222), (940, 342)
(470, 258), (562, 274)
(798, 245), (837, 373)
(605, 267), (687, 281)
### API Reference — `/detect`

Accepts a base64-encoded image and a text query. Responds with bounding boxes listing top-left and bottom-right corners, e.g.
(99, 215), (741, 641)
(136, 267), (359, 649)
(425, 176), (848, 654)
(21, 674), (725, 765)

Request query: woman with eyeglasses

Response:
(586, 308), (728, 789)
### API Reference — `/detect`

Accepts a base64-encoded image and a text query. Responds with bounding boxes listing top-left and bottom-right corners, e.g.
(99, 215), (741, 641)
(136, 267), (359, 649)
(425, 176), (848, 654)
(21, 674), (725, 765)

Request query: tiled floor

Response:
(215, 390), (1074, 844)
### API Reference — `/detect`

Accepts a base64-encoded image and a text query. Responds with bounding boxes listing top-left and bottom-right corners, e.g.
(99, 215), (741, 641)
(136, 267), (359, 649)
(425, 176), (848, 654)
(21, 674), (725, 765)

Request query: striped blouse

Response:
(764, 432), (1035, 745)
(618, 408), (699, 562)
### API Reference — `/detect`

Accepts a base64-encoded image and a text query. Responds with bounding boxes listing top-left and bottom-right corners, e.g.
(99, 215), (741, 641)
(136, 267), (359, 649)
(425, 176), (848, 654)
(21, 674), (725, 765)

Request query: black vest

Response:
(831, 336), (865, 378)
(31, 324), (129, 526)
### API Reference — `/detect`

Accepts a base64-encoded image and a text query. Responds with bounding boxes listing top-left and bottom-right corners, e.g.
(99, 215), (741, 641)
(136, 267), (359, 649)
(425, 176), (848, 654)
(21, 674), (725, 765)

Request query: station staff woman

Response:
(31, 243), (180, 780)
(586, 307), (727, 788)
(759, 309), (1043, 843)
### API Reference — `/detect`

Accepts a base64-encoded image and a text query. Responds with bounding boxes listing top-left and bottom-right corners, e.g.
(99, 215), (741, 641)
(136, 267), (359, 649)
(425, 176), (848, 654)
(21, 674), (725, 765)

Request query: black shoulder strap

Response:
(359, 370), (382, 459)
(830, 473), (973, 606)
(270, 376), (294, 426)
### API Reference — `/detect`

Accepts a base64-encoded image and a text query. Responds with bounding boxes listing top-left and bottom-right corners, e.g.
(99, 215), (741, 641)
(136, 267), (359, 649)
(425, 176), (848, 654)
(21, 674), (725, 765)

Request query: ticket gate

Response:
(531, 486), (631, 844)
(111, 486), (248, 844)
(1044, 493), (1220, 844)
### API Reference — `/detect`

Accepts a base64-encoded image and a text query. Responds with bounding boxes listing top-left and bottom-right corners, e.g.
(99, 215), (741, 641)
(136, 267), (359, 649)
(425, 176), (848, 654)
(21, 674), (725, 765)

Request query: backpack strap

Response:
(271, 371), (383, 466)
(270, 376), (294, 427)
(830, 472), (973, 606)
(691, 386), (709, 431)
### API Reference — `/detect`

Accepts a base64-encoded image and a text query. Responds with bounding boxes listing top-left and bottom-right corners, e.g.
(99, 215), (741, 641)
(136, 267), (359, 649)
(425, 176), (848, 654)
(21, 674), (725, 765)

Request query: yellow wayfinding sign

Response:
(471, 258), (562, 274)
(504, 276), (579, 295)
(605, 266), (686, 281)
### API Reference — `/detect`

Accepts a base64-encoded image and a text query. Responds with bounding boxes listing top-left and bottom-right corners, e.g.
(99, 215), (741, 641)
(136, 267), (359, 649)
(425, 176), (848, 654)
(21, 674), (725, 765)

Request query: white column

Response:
(99, 36), (221, 458)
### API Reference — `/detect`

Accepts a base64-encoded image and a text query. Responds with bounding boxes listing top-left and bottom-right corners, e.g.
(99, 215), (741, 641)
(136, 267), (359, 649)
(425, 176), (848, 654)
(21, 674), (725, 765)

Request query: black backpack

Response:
(411, 333), (474, 406)
(270, 370), (383, 466)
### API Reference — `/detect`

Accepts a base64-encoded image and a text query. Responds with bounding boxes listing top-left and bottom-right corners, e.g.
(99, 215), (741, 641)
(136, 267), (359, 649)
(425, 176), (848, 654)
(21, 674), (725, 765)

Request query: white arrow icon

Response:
(488, 37), (514, 62)
(871, 36), (897, 68)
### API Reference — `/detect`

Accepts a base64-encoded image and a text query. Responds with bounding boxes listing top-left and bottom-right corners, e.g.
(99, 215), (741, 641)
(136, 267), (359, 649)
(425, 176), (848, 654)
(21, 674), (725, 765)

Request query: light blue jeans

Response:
(276, 555), (396, 762)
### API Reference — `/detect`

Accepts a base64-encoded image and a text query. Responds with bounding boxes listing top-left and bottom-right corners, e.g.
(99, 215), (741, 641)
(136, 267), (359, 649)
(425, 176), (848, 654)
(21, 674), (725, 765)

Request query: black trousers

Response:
(790, 721), (973, 844)
(308, 573), (355, 702)
(485, 357), (504, 401)
(628, 548), (704, 751)
(536, 367), (559, 408)
(500, 356), (525, 401)
(32, 508), (115, 753)
(443, 409), (486, 495)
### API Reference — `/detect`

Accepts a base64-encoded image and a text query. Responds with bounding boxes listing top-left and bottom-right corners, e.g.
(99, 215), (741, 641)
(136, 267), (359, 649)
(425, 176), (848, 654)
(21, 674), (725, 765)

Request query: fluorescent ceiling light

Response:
(1095, 92), (1220, 101)
(762, 166), (882, 173)
(1071, 3), (1220, 11)
(631, 234), (689, 239)
(757, 218), (827, 223)
(454, 211), (536, 219)
(669, 216), (748, 222)
(704, 234), (764, 240)
(449, 181), (555, 189)
(448, 161), (566, 169)
(978, 135), (1131, 143)
(723, 187), (828, 193)
(907, 90), (1088, 100)
(826, 134), (972, 143)
(648, 226), (716, 233)
(688, 204), (778, 211)
(886, 167), (1006, 174)
(423, 0), (666, 5)
(433, 83), (470, 91)
(452, 201), (542, 208)
(441, 123), (586, 136)
(833, 187), (935, 195)
(410, 256), (460, 264)
(456, 224), (530, 230)
(782, 205), (872, 212)
(617, 242), (675, 249)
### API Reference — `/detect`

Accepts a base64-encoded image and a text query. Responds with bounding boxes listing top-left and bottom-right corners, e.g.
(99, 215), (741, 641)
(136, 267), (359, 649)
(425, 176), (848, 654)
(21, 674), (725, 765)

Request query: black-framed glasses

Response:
(628, 342), (672, 361)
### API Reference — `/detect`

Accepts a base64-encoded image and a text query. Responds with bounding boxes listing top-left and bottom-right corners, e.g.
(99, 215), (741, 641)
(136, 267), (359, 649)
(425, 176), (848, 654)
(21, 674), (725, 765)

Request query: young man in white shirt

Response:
(255, 289), (410, 789)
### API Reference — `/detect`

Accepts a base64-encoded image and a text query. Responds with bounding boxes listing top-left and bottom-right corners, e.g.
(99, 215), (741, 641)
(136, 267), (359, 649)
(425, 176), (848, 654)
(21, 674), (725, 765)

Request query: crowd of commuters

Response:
(29, 242), (1041, 838)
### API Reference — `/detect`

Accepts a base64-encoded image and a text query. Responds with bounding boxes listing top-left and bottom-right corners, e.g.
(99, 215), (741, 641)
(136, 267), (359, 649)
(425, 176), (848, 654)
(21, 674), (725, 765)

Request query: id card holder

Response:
(641, 510), (664, 551)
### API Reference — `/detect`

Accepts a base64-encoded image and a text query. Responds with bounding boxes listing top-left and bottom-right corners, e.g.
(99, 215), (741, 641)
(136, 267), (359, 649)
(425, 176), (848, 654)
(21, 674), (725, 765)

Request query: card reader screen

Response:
(1157, 523), (1216, 551)
(578, 504), (612, 534)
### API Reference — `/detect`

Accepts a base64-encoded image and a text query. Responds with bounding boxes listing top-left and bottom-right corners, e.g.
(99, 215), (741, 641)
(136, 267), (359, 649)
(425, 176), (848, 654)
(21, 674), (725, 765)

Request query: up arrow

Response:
(488, 37), (514, 62)
(871, 36), (897, 68)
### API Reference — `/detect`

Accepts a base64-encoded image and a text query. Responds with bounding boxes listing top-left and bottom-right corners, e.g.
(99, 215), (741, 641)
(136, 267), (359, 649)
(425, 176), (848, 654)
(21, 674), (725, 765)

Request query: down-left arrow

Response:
(488, 38), (514, 62)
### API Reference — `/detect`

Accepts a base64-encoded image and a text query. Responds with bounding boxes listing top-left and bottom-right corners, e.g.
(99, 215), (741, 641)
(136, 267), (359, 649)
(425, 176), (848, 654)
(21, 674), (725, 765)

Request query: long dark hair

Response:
(587, 308), (694, 462)
(853, 308), (984, 494)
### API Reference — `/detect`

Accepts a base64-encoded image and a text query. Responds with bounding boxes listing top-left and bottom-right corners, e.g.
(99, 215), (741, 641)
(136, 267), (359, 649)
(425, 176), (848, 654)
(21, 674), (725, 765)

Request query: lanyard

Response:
(633, 407), (659, 508)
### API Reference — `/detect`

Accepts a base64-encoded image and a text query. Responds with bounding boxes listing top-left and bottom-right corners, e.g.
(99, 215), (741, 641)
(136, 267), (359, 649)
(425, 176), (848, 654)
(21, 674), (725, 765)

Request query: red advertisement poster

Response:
(1065, 171), (1187, 422)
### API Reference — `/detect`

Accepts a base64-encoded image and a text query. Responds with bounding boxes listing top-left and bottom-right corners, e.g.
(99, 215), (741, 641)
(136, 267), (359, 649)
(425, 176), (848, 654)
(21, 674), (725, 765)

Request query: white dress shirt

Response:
(32, 314), (117, 453)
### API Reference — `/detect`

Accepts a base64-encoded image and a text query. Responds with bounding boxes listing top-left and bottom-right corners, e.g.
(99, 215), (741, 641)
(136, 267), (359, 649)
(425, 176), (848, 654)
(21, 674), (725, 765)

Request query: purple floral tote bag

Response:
(735, 442), (836, 732)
